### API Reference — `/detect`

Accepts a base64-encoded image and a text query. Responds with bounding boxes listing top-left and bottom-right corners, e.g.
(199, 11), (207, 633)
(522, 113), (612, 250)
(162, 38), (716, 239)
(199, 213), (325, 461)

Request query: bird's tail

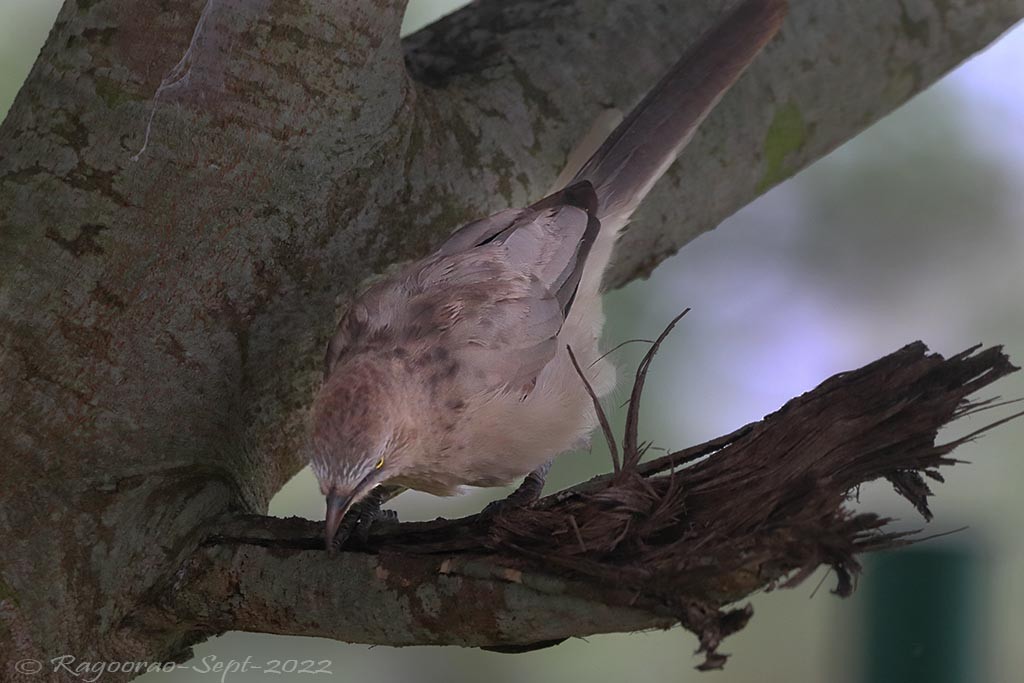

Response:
(573, 0), (787, 229)
(554, 0), (786, 403)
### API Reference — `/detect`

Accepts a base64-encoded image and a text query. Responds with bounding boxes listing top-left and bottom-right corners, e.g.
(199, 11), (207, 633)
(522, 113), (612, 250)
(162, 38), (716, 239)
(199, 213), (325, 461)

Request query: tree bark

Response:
(1, 0), (1022, 678)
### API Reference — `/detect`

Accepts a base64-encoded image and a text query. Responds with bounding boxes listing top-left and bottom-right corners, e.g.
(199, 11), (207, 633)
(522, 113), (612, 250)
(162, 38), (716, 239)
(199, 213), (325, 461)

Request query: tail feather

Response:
(549, 109), (624, 193)
(573, 0), (788, 225)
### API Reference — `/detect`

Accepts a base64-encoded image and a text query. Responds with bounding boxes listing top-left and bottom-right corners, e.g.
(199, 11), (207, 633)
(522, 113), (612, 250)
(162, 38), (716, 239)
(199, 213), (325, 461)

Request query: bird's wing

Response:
(433, 208), (524, 257)
(404, 248), (562, 395)
(438, 182), (600, 312)
(406, 183), (600, 395)
(325, 183), (600, 393)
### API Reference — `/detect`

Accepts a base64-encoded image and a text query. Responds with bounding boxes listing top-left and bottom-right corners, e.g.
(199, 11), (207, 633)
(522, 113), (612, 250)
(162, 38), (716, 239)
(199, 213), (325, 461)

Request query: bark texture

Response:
(1, 0), (1022, 678)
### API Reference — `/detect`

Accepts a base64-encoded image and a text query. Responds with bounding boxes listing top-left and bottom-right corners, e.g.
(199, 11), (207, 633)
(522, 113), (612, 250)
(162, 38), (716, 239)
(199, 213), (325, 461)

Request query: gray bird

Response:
(311, 0), (787, 549)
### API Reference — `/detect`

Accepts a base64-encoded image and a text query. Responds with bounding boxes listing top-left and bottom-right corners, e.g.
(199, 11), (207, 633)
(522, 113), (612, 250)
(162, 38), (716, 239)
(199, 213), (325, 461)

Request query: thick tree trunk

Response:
(1, 0), (1022, 678)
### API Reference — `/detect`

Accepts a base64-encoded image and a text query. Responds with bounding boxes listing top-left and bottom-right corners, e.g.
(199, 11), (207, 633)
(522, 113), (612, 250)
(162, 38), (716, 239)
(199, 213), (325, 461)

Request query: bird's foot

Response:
(483, 460), (553, 517)
(328, 491), (400, 552)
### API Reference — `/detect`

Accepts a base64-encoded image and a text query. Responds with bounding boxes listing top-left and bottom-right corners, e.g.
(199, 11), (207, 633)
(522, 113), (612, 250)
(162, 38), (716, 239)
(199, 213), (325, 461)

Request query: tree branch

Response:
(163, 342), (1018, 669)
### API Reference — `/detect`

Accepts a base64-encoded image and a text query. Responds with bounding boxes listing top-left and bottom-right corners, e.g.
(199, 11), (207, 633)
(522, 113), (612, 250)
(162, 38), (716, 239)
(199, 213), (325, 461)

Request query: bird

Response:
(310, 0), (787, 550)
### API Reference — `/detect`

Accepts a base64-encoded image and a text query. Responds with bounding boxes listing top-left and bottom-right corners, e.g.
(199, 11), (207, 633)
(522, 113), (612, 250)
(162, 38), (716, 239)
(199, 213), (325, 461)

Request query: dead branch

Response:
(171, 340), (1019, 669)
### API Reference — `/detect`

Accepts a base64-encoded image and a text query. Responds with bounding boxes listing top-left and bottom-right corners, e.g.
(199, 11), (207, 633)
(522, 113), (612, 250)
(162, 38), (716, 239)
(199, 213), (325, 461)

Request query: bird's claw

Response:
(329, 502), (399, 552)
(483, 460), (553, 517)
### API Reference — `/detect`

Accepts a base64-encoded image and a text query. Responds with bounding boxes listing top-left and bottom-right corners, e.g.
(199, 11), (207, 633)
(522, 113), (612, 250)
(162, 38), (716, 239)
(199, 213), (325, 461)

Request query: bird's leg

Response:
(484, 460), (553, 516)
(330, 484), (404, 551)
(507, 459), (553, 505)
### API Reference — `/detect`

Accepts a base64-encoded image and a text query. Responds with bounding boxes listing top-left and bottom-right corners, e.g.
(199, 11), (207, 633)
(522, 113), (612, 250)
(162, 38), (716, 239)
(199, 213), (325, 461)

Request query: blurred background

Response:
(3, 1), (1022, 681)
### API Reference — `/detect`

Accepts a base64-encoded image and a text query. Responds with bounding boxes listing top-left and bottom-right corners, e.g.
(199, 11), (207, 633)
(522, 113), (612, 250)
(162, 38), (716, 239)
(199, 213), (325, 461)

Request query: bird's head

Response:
(309, 366), (409, 548)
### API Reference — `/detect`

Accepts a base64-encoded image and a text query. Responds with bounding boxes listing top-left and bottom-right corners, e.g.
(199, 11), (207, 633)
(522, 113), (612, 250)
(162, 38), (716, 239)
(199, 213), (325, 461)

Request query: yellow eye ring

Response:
(375, 456), (385, 470)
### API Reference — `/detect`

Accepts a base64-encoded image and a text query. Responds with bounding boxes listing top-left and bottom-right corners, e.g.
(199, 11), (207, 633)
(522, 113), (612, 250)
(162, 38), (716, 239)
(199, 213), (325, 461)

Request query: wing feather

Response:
(325, 183), (601, 396)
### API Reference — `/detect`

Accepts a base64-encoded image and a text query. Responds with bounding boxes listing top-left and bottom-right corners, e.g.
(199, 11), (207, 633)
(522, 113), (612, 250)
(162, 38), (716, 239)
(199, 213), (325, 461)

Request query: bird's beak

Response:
(324, 491), (351, 551)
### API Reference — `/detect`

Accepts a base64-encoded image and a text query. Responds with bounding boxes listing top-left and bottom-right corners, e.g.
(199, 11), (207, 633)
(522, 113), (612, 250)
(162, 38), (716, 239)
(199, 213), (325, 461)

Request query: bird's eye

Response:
(375, 456), (385, 470)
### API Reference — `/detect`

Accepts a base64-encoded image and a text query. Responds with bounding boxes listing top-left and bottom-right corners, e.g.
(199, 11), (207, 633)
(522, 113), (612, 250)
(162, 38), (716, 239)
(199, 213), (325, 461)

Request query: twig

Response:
(568, 344), (621, 473)
(622, 308), (690, 471)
